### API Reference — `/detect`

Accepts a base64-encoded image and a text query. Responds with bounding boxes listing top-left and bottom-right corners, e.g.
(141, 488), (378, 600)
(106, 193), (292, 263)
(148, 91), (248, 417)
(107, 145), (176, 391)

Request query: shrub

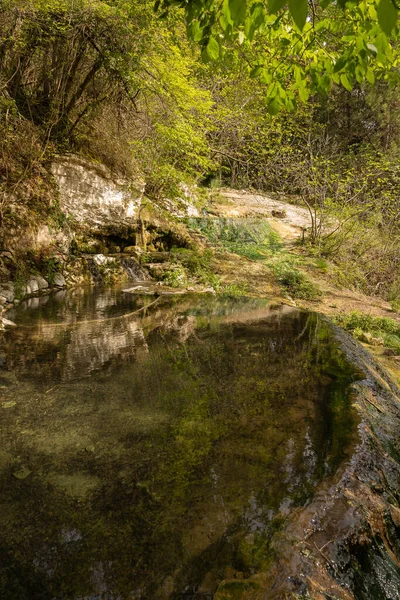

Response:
(274, 263), (322, 300)
(334, 311), (400, 352)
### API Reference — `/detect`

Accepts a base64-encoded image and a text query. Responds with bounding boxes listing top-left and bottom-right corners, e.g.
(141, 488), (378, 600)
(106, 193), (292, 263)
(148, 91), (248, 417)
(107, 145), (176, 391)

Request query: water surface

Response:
(0, 288), (359, 599)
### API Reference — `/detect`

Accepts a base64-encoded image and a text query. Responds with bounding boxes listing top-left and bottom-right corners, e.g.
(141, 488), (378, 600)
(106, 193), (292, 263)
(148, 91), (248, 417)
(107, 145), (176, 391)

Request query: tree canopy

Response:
(158, 0), (400, 113)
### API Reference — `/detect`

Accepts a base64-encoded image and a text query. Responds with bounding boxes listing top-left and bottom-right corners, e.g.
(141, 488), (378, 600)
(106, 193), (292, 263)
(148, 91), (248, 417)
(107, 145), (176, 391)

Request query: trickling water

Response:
(120, 256), (149, 281)
(0, 289), (361, 599)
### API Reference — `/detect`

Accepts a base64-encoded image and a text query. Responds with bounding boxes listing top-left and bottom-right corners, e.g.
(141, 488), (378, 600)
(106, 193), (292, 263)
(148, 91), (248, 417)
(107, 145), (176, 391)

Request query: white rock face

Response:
(51, 156), (145, 231)
(27, 279), (39, 293)
(92, 254), (117, 266)
(35, 275), (49, 290)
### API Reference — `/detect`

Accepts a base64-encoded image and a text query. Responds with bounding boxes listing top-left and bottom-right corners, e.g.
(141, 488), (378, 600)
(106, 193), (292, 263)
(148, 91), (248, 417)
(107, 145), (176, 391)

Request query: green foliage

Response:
(187, 217), (282, 258)
(127, 32), (215, 198)
(273, 262), (322, 300)
(26, 250), (61, 284)
(171, 246), (213, 276)
(158, 0), (400, 112)
(219, 281), (249, 297)
(162, 246), (219, 288)
(334, 310), (400, 352)
(162, 264), (188, 287)
(2, 0), (400, 313)
(335, 311), (400, 335)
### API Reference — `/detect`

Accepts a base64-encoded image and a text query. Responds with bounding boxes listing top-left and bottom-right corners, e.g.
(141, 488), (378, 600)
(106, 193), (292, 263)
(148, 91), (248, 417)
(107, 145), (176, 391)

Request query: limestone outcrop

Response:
(51, 155), (145, 232)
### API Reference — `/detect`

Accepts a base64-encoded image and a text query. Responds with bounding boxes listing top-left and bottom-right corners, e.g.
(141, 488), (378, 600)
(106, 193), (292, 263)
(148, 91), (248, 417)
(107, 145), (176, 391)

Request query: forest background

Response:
(2, 0), (400, 303)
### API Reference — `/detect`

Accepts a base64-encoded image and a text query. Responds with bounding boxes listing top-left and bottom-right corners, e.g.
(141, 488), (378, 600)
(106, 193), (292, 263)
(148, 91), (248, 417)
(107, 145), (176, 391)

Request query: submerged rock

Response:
(123, 284), (158, 295)
(46, 473), (101, 499)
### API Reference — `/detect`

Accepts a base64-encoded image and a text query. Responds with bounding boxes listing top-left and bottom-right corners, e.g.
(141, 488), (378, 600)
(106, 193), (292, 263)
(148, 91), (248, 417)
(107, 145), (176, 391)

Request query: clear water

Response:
(0, 287), (358, 599)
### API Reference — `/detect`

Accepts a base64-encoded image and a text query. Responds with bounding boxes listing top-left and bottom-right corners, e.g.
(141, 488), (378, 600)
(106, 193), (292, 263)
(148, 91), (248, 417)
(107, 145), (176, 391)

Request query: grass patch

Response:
(186, 217), (282, 259)
(334, 311), (400, 352)
(161, 247), (220, 289)
(273, 262), (322, 300)
(219, 282), (249, 297)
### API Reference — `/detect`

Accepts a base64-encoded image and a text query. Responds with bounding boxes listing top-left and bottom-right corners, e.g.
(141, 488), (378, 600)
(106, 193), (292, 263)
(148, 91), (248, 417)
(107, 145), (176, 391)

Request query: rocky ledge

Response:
(123, 282), (216, 296)
(0, 274), (67, 329)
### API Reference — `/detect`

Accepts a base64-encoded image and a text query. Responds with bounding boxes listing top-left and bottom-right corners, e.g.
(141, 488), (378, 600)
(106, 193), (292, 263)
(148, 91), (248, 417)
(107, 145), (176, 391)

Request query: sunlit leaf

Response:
(340, 72), (353, 91)
(187, 20), (204, 42)
(206, 36), (220, 60)
(367, 43), (378, 55)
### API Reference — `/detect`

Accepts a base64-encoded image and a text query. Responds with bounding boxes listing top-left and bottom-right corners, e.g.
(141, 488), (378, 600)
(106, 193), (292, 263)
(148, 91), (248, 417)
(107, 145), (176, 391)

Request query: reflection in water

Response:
(0, 288), (358, 599)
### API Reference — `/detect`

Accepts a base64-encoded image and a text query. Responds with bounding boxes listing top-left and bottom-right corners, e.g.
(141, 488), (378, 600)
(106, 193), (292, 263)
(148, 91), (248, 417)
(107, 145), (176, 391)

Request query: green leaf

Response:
(366, 66), (375, 84)
(318, 73), (332, 92)
(267, 98), (281, 115)
(340, 73), (353, 91)
(355, 65), (364, 84)
(334, 55), (348, 72)
(298, 84), (309, 102)
(268, 0), (286, 14)
(289, 0), (308, 30)
(294, 65), (303, 84)
(251, 2), (266, 27)
(366, 43), (378, 55)
(250, 65), (263, 78)
(187, 20), (204, 42)
(201, 46), (211, 63)
(222, 0), (234, 25)
(377, 0), (398, 35)
(206, 36), (220, 60)
(374, 31), (389, 54)
(229, 0), (247, 25)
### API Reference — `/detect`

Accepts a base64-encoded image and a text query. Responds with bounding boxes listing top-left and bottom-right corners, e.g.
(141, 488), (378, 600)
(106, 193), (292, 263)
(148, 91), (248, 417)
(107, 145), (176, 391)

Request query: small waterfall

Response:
(120, 256), (150, 281)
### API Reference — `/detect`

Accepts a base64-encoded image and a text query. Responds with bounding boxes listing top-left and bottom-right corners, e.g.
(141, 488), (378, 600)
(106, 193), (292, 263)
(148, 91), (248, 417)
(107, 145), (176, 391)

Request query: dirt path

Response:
(210, 188), (400, 322)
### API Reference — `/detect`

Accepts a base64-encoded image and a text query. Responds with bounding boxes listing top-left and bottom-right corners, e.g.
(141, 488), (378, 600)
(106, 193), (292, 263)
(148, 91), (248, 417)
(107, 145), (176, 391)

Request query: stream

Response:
(0, 287), (396, 599)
